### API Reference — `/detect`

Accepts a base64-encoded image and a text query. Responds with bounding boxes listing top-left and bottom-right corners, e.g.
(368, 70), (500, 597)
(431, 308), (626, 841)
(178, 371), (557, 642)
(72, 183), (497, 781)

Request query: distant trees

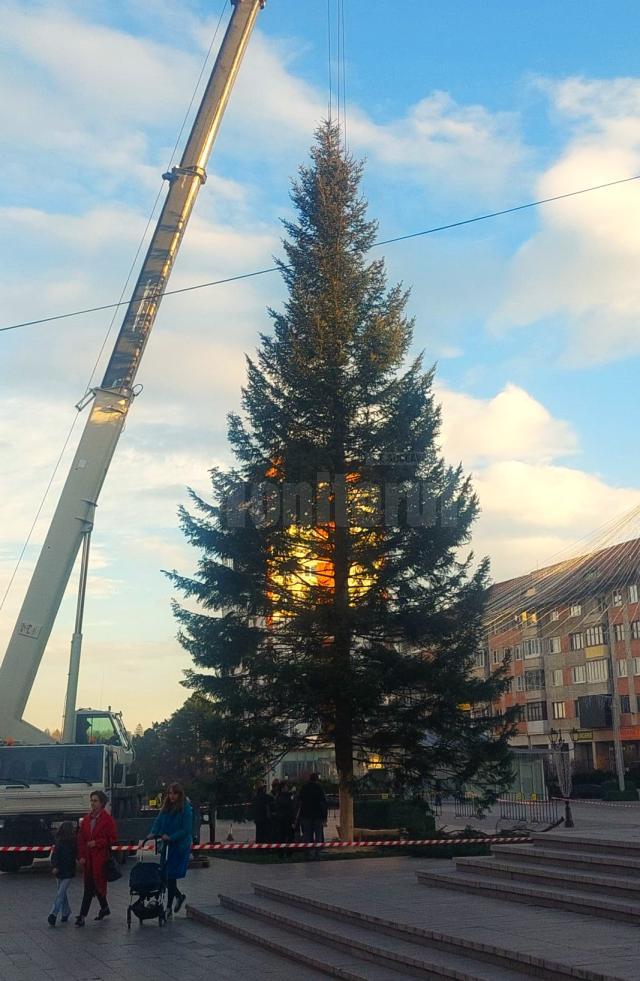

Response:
(132, 695), (215, 801)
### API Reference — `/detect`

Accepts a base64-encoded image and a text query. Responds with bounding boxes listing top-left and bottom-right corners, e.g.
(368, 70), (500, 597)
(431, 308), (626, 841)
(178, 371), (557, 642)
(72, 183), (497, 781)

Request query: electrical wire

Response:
(340, 0), (348, 151)
(327, 0), (333, 122)
(0, 2), (231, 610)
(81, 0), (229, 395)
(2, 173), (639, 336)
(484, 508), (640, 637)
(0, 417), (80, 613)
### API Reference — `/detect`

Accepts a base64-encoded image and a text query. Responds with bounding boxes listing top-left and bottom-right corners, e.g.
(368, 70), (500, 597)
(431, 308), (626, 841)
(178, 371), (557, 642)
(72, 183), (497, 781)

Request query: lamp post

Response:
(549, 728), (574, 828)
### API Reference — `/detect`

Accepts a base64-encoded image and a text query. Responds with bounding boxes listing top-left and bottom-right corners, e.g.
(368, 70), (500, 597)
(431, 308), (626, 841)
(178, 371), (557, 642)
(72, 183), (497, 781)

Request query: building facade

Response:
(479, 539), (640, 773)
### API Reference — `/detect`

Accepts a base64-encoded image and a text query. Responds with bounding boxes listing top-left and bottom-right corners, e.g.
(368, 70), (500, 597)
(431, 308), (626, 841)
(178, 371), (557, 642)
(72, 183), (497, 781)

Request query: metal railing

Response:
(454, 794), (483, 818)
(498, 794), (559, 827)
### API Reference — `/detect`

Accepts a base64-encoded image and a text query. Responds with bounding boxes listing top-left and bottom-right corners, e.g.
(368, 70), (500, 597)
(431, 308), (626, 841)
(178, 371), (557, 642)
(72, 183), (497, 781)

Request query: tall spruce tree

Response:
(170, 122), (513, 837)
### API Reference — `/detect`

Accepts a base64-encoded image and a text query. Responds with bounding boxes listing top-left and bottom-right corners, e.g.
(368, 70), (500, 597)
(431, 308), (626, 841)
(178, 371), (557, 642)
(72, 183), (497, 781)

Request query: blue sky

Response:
(2, 0), (640, 730)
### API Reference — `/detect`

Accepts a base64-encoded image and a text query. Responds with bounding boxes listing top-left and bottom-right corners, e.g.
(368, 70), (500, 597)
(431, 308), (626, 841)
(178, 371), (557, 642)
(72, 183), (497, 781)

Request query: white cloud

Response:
(438, 383), (577, 467)
(351, 93), (527, 198)
(491, 76), (640, 364)
(437, 383), (639, 582)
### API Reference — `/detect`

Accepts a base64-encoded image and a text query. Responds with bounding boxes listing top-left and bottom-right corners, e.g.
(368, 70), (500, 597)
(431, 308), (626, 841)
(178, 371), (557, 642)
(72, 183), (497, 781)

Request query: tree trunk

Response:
(335, 715), (354, 838)
(333, 509), (354, 840)
(338, 780), (354, 840)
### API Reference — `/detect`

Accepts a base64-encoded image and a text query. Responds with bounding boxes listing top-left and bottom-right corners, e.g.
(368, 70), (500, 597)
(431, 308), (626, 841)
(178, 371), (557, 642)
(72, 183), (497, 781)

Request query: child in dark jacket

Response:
(48, 822), (77, 926)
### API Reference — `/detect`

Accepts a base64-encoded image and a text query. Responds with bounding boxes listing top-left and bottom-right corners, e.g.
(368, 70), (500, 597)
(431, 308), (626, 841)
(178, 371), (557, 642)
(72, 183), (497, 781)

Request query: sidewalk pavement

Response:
(4, 802), (640, 981)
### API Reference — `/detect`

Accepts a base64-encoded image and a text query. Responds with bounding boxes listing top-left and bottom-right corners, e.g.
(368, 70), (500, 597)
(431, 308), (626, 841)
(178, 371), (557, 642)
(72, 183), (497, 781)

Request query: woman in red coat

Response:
(76, 790), (117, 926)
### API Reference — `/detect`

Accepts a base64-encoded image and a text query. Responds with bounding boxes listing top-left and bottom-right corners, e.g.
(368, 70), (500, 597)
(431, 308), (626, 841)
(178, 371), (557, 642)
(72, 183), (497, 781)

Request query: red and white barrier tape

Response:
(0, 835), (531, 854)
(552, 796), (640, 808)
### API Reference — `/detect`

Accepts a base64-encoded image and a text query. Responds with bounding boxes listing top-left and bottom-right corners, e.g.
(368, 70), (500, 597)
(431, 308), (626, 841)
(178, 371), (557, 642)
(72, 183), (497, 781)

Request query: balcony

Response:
(527, 720), (549, 736)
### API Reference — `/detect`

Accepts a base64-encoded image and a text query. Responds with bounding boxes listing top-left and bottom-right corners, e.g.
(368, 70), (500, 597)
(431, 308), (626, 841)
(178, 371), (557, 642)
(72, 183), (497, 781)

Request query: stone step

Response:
(187, 903), (389, 980)
(492, 843), (640, 874)
(454, 855), (640, 900)
(531, 832), (640, 858)
(217, 891), (526, 981)
(252, 880), (617, 981)
(417, 867), (640, 926)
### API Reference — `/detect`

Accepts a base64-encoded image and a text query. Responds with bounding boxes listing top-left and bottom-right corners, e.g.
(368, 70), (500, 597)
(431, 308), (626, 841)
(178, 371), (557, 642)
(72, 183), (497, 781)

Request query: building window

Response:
(586, 659), (608, 683)
(633, 657), (640, 675)
(597, 596), (608, 613)
(614, 623), (626, 642)
(492, 649), (501, 665)
(613, 591), (623, 607)
(585, 624), (606, 647)
(523, 638), (544, 658)
(632, 621), (640, 640)
(621, 695), (631, 713)
(525, 669), (545, 691)
(570, 604), (582, 617)
(525, 701), (547, 722)
(617, 659), (628, 678)
(552, 668), (563, 687)
(514, 705), (525, 722)
(474, 651), (486, 670)
(552, 701), (566, 720)
(572, 665), (586, 684)
(630, 584), (639, 604)
(514, 645), (523, 661)
(503, 647), (512, 662)
(515, 675), (524, 692)
(550, 609), (559, 622)
(570, 632), (584, 651)
(548, 636), (562, 654)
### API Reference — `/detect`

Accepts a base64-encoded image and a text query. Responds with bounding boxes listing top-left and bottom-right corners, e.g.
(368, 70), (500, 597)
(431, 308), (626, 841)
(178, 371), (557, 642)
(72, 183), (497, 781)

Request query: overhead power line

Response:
(1, 173), (639, 335)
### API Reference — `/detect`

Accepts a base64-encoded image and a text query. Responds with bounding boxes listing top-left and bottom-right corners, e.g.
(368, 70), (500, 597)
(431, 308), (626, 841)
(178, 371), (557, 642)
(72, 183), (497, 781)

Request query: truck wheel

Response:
(0, 854), (34, 874)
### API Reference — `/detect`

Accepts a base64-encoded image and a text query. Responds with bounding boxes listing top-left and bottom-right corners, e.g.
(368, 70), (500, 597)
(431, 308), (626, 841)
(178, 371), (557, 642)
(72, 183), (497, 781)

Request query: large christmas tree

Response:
(170, 122), (513, 836)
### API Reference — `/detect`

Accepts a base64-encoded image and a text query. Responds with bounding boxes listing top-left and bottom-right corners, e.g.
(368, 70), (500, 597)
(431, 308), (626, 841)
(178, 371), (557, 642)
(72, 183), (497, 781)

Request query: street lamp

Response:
(549, 728), (574, 829)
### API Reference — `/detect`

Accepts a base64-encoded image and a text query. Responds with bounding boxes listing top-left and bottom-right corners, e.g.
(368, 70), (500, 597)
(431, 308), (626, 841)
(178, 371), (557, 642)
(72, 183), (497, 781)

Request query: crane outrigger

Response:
(0, 0), (265, 870)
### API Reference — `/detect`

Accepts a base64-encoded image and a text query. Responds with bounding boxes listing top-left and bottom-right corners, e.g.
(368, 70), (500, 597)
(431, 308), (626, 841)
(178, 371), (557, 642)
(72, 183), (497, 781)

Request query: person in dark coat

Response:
(273, 783), (296, 847)
(76, 790), (117, 925)
(269, 779), (280, 841)
(48, 821), (77, 926)
(149, 782), (193, 916)
(298, 772), (328, 858)
(253, 783), (273, 843)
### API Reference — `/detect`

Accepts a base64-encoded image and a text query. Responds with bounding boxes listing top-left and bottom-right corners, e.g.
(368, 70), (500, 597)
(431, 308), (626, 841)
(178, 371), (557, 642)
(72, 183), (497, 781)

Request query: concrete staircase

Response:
(417, 832), (640, 925)
(187, 877), (619, 980)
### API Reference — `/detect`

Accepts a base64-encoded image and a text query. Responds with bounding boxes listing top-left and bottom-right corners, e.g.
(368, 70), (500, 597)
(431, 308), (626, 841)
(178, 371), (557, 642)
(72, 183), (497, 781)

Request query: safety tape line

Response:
(0, 835), (531, 854)
(551, 796), (640, 808)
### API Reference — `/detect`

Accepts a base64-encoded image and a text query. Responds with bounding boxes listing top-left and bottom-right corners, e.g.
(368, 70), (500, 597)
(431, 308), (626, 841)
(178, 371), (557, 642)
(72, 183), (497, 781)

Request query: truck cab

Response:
(0, 710), (142, 873)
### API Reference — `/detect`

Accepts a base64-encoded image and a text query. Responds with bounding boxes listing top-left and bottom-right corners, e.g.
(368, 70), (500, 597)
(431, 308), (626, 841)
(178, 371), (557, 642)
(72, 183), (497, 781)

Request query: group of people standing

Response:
(254, 772), (328, 853)
(48, 783), (192, 927)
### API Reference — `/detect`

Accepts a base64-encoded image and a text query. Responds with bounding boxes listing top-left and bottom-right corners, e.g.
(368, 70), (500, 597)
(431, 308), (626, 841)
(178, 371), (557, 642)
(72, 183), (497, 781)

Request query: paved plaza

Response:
(2, 799), (640, 980)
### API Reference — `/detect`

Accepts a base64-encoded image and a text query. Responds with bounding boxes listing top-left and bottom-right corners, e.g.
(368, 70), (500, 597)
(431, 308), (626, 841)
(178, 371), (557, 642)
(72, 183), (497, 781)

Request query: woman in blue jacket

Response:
(149, 783), (193, 916)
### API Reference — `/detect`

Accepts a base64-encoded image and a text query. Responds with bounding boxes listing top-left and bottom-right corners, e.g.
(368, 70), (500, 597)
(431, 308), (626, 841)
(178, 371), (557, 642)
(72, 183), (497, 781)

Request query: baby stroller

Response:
(127, 836), (167, 928)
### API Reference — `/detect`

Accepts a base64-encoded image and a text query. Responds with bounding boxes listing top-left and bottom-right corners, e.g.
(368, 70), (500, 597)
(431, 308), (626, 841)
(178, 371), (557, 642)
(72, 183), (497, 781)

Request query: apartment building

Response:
(478, 538), (640, 772)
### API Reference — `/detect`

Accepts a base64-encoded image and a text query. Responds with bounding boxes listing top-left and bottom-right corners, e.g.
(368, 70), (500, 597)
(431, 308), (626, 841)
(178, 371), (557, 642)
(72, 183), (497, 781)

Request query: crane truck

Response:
(0, 0), (266, 873)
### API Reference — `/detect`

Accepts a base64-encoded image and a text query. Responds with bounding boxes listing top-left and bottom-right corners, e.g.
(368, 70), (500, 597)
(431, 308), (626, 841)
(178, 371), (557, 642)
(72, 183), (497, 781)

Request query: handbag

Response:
(104, 848), (122, 883)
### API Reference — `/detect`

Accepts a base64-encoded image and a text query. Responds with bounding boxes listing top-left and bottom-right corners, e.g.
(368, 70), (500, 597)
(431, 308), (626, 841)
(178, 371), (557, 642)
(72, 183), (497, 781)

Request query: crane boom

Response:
(0, 0), (265, 743)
